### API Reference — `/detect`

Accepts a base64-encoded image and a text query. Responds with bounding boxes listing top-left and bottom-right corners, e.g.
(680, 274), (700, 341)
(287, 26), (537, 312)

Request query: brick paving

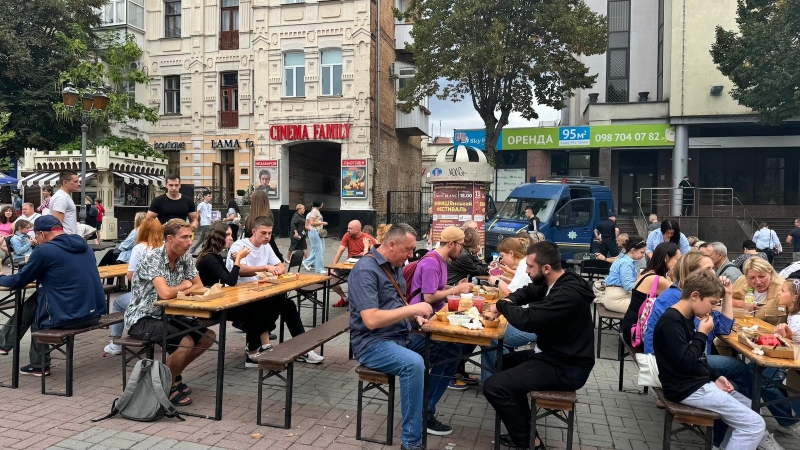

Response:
(0, 238), (796, 450)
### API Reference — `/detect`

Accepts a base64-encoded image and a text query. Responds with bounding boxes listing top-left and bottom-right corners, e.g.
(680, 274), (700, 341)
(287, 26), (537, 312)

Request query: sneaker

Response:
(456, 372), (479, 385)
(447, 379), (468, 390)
(425, 413), (452, 436)
(400, 445), (425, 450)
(0, 346), (8, 356)
(333, 298), (349, 307)
(269, 333), (278, 341)
(296, 350), (324, 364)
(302, 261), (311, 271)
(244, 344), (273, 368)
(104, 341), (122, 355)
(19, 364), (50, 377)
(776, 421), (800, 437)
(758, 432), (785, 450)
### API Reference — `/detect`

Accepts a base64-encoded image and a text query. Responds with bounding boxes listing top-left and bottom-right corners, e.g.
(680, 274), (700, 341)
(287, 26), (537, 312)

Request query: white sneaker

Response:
(104, 342), (122, 355)
(244, 344), (273, 368)
(302, 261), (311, 271)
(297, 350), (324, 364)
(758, 432), (785, 450)
(776, 421), (800, 438)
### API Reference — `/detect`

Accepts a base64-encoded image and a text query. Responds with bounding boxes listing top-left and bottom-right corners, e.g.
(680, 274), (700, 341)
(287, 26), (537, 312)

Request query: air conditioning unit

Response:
(390, 61), (417, 79)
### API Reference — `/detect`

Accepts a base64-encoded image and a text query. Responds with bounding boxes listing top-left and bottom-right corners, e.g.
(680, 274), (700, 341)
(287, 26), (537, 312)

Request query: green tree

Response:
(0, 111), (16, 173)
(0, 0), (106, 152)
(397, 0), (607, 164)
(711, 0), (800, 125)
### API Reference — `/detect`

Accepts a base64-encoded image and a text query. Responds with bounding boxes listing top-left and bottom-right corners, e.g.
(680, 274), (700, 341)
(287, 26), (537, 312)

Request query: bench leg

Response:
(356, 379), (364, 441)
(618, 337), (625, 392)
(40, 344), (47, 395)
(566, 409), (574, 450)
(386, 376), (395, 446)
(662, 410), (673, 450)
(66, 337), (74, 397)
(279, 317), (285, 344)
(596, 319), (603, 359)
(121, 346), (128, 389)
(284, 363), (294, 429)
(256, 368), (264, 426)
(704, 425), (713, 450)
(529, 398), (538, 450)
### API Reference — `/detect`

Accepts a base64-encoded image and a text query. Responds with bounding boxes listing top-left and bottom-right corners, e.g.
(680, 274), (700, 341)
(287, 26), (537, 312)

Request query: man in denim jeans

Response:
(348, 223), (461, 450)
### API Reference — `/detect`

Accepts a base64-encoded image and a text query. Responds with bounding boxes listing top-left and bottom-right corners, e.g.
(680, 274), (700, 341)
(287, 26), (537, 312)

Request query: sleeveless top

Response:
(621, 273), (657, 345)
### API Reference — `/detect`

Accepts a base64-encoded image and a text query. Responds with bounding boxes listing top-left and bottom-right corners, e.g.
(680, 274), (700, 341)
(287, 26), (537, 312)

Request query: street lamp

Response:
(60, 82), (108, 221)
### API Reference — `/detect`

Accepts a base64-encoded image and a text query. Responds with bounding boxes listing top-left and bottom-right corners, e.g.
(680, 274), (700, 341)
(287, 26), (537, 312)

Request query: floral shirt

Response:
(124, 245), (198, 331)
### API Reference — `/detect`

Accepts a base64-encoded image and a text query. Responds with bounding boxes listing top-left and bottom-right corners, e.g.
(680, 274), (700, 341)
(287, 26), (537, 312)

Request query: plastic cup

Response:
(472, 297), (485, 313)
(447, 295), (461, 312)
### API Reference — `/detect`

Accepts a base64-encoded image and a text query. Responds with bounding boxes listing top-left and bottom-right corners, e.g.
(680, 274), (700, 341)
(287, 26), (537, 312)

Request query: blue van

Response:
(484, 177), (616, 261)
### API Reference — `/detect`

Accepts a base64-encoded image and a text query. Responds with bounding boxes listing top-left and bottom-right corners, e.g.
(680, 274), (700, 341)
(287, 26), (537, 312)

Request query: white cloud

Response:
(428, 95), (562, 139)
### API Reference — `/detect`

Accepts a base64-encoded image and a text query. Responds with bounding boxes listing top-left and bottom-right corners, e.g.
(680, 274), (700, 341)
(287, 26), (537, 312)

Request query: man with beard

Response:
(483, 241), (595, 450)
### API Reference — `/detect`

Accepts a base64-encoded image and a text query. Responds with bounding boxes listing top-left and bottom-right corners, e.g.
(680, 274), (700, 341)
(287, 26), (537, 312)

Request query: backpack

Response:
(88, 205), (98, 217)
(93, 359), (184, 423)
(630, 275), (659, 348)
(402, 253), (438, 300)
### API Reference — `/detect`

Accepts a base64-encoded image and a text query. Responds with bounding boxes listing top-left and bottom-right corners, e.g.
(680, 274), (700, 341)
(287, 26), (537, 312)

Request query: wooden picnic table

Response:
(420, 314), (508, 450)
(97, 263), (128, 280)
(719, 317), (800, 414)
(153, 273), (330, 420)
(325, 261), (357, 271)
(89, 242), (117, 252)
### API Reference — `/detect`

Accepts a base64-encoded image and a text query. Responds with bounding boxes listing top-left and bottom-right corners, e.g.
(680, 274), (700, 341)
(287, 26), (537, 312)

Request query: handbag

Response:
(635, 353), (662, 388)
(592, 280), (606, 304)
(318, 229), (328, 238)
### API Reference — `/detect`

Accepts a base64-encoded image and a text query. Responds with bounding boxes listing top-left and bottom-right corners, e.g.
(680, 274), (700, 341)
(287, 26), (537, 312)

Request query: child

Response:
(653, 270), (766, 450)
(765, 278), (800, 436)
(9, 220), (35, 262)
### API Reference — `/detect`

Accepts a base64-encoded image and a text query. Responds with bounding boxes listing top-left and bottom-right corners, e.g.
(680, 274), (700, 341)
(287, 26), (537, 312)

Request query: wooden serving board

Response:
(421, 315), (507, 346)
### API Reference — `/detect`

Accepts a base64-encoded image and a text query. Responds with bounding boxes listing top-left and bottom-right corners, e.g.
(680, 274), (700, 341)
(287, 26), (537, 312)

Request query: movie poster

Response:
(341, 159), (368, 198)
(125, 183), (148, 206)
(254, 159), (279, 198)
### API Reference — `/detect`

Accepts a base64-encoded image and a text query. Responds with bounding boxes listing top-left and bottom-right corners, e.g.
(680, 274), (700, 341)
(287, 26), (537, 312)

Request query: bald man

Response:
(331, 220), (378, 307)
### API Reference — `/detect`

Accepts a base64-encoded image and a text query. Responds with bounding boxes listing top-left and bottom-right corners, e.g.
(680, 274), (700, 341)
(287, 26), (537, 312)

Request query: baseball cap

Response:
(34, 215), (64, 232)
(439, 226), (465, 243)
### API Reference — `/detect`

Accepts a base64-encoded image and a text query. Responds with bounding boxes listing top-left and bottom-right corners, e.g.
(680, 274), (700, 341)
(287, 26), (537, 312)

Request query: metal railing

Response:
(638, 187), (734, 218)
(733, 196), (759, 236)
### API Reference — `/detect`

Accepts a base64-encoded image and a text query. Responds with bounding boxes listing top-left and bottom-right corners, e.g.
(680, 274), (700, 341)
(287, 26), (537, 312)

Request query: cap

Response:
(439, 226), (465, 243)
(34, 215), (64, 232)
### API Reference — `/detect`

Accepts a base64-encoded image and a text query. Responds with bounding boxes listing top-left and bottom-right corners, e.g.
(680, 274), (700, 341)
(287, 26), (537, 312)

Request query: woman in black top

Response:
(621, 242), (679, 345)
(195, 222), (276, 366)
(288, 204), (307, 260)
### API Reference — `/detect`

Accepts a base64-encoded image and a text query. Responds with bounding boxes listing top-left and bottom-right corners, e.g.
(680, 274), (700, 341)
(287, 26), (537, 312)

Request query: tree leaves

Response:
(398, 0), (607, 163)
(711, 0), (800, 124)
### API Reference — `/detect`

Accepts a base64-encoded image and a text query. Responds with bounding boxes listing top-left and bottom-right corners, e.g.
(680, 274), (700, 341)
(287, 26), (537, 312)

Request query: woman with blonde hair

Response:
(376, 224), (391, 245)
(732, 257), (786, 325)
(103, 218), (164, 355)
(488, 236), (530, 297)
(115, 211), (147, 264)
(243, 190), (284, 262)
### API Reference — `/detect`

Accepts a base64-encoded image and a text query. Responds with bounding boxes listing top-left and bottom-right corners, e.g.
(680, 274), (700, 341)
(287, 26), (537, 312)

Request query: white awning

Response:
(18, 171), (96, 188)
(113, 172), (164, 185)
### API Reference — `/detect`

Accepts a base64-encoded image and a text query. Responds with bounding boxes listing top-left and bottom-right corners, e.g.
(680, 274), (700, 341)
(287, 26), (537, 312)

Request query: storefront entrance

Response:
(617, 150), (659, 215)
(287, 141), (342, 233)
(212, 149), (235, 206)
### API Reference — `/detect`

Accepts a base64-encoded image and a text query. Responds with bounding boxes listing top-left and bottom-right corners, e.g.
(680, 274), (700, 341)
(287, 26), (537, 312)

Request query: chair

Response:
(285, 250), (326, 329)
(355, 365), (395, 445)
(5, 236), (25, 275)
(288, 250), (304, 273)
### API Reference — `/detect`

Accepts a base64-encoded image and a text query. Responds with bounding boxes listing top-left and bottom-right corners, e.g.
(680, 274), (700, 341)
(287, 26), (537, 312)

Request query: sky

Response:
(427, 93), (562, 140)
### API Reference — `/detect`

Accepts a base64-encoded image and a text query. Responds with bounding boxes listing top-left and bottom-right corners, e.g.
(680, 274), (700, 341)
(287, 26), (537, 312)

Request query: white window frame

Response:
(320, 50), (343, 96)
(284, 52), (305, 98)
(127, 0), (144, 30)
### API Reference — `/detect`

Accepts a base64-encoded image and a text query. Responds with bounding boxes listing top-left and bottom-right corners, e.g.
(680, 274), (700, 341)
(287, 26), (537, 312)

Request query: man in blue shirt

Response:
(349, 223), (461, 450)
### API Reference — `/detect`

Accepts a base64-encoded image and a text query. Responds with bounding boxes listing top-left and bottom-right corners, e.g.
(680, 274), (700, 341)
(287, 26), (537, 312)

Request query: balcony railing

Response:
(395, 23), (413, 51)
(396, 104), (430, 136)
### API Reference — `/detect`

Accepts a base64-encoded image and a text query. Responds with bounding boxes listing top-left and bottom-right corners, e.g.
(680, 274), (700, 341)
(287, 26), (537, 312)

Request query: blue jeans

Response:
(480, 324), (537, 382)
(748, 364), (800, 427)
(706, 354), (753, 446)
(357, 334), (461, 448)
(303, 229), (324, 273)
(110, 292), (131, 337)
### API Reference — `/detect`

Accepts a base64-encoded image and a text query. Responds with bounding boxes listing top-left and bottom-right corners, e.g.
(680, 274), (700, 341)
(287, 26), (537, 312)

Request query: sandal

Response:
(169, 385), (193, 407)
(174, 375), (192, 395)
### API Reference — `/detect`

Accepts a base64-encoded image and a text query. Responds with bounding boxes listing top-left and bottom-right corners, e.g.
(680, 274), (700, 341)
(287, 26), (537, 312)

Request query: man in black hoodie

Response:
(483, 241), (595, 450)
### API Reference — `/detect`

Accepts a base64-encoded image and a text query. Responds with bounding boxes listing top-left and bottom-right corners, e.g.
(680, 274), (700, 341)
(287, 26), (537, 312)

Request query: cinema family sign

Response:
(269, 123), (352, 141)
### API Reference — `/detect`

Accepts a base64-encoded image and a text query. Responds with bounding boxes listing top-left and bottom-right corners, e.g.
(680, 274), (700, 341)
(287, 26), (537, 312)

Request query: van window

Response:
(554, 199), (594, 228)
(599, 201), (609, 220)
(495, 197), (557, 222)
(569, 187), (591, 200)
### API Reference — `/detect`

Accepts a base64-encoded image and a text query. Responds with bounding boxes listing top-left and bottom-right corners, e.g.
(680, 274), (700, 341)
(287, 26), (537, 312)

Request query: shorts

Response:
(129, 317), (210, 355)
(289, 236), (307, 251)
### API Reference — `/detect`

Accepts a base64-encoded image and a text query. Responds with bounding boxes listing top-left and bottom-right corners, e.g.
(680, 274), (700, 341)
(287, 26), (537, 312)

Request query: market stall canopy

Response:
(112, 172), (164, 185)
(18, 171), (96, 187)
(0, 173), (18, 185)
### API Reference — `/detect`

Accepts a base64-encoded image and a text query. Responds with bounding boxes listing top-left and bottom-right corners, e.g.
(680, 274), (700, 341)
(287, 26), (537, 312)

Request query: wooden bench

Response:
(617, 333), (648, 394)
(653, 387), (718, 450)
(529, 390), (577, 450)
(255, 313), (350, 429)
(595, 304), (624, 359)
(113, 335), (155, 388)
(355, 365), (395, 446)
(31, 312), (124, 397)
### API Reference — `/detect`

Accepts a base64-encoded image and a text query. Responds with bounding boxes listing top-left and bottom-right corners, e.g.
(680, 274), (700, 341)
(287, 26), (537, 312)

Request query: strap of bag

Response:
(92, 359), (149, 422)
(648, 275), (660, 299)
(150, 361), (184, 421)
(365, 253), (408, 306)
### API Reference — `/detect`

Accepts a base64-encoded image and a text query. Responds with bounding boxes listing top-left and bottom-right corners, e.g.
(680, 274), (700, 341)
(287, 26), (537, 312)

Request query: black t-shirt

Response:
(679, 179), (696, 197)
(527, 216), (541, 232)
(653, 308), (721, 402)
(148, 194), (196, 224)
(595, 219), (617, 240)
(291, 213), (306, 237)
(790, 228), (800, 252)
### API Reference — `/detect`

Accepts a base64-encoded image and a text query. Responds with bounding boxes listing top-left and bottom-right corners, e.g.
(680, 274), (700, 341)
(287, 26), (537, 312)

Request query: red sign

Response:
(269, 123), (351, 141)
(254, 160), (278, 167)
(342, 159), (367, 166)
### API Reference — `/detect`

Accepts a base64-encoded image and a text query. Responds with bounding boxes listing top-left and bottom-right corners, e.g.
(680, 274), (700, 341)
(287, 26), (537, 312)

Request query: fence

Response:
(386, 188), (432, 237)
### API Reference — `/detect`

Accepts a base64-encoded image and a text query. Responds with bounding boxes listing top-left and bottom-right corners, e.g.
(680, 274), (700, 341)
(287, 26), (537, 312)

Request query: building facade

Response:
(104, 0), (428, 234)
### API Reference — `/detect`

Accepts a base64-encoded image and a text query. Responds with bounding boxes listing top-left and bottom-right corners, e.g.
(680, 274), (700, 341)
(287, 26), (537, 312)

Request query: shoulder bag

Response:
(635, 352), (662, 388)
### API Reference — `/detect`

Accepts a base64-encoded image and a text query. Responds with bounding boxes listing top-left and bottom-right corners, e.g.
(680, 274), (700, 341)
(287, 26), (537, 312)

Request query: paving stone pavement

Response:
(0, 238), (796, 450)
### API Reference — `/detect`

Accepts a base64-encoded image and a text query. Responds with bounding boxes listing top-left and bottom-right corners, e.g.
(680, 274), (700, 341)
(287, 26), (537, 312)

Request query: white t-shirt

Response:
(226, 238), (280, 283)
(128, 244), (152, 274)
(50, 189), (77, 235)
(755, 290), (768, 305)
(787, 313), (800, 336)
(507, 260), (531, 293)
(197, 202), (212, 226)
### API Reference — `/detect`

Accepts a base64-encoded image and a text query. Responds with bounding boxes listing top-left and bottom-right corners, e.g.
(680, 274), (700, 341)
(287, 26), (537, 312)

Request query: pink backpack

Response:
(630, 275), (659, 348)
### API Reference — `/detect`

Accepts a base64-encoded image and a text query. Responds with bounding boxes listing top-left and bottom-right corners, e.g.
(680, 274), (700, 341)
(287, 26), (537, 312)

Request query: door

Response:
(212, 150), (235, 206)
(219, 72), (238, 128)
(618, 151), (658, 215)
(550, 198), (595, 259)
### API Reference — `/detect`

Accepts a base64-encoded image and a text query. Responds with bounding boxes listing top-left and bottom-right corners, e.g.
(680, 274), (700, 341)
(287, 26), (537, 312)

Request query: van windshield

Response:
(495, 197), (557, 223)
